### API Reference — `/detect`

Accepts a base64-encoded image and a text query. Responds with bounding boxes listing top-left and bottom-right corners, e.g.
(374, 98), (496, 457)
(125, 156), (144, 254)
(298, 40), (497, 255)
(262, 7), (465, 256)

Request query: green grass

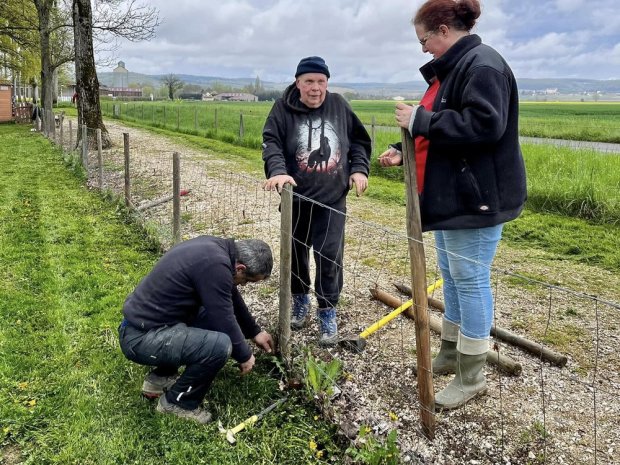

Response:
(0, 124), (345, 464)
(523, 143), (620, 224)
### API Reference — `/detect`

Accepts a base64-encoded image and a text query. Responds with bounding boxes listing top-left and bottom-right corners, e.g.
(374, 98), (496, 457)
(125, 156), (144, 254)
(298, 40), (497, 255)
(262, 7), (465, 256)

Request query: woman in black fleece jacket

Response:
(379, 0), (526, 410)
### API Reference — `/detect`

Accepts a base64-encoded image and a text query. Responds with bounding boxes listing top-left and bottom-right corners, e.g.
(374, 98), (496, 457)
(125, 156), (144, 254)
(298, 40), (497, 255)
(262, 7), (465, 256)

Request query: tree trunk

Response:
(35, 0), (53, 133)
(72, 0), (111, 149)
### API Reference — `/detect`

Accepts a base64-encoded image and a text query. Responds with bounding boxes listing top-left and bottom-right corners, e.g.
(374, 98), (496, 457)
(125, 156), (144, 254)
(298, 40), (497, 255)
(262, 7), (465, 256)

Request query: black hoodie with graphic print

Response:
(262, 83), (371, 205)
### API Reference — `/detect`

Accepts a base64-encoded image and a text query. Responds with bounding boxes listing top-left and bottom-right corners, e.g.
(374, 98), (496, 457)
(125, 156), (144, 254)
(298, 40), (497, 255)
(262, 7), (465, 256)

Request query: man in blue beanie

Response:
(262, 56), (371, 346)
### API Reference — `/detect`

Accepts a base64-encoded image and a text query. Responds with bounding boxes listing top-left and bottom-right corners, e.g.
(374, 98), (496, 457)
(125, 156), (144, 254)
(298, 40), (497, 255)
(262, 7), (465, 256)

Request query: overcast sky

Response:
(98, 0), (620, 83)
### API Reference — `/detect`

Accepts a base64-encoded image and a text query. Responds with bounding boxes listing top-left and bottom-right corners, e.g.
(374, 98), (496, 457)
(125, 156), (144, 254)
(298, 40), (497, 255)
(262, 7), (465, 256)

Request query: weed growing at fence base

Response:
(0, 125), (348, 464)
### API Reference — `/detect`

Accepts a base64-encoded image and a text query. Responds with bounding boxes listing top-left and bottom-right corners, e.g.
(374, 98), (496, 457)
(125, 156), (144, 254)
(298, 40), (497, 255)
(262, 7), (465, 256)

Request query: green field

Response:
(99, 99), (620, 144)
(94, 100), (620, 226)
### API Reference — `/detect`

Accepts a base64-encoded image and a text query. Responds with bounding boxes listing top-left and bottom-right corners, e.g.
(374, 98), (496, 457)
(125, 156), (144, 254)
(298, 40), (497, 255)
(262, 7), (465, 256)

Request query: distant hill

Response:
(97, 71), (620, 99)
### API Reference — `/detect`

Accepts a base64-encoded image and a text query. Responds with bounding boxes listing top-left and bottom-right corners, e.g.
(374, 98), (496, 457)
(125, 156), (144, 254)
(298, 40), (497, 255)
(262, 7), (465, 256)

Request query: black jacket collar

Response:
(419, 34), (482, 84)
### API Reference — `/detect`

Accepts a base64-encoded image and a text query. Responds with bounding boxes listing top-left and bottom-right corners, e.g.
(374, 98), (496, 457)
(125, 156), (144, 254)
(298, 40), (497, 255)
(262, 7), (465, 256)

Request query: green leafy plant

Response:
(346, 426), (400, 465)
(304, 350), (343, 401)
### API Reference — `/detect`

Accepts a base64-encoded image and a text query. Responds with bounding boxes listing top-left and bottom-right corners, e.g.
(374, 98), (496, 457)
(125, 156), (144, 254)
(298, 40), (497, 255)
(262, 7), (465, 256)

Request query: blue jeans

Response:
(434, 224), (503, 340)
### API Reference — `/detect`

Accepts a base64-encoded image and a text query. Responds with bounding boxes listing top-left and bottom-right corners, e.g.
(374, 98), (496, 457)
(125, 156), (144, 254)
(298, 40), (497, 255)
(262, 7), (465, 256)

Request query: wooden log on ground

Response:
(136, 189), (190, 212)
(393, 283), (567, 368)
(371, 287), (522, 375)
(136, 194), (173, 211)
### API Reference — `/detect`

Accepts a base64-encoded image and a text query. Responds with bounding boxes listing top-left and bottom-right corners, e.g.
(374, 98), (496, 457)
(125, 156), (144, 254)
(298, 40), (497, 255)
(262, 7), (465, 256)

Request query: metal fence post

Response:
(172, 152), (181, 244)
(278, 183), (293, 367)
(401, 127), (435, 439)
(124, 133), (131, 207)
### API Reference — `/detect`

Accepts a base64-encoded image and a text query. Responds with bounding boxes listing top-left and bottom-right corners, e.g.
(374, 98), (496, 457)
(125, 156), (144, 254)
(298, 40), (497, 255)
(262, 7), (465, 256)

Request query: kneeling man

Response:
(118, 236), (274, 424)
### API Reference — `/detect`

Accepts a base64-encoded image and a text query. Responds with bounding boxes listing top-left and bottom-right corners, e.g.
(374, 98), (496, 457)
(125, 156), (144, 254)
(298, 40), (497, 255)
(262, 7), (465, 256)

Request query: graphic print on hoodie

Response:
(296, 117), (341, 175)
(262, 82), (372, 206)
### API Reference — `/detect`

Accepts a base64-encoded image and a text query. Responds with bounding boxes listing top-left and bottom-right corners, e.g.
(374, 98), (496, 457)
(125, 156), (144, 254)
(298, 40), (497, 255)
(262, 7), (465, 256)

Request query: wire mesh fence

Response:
(39, 113), (620, 464)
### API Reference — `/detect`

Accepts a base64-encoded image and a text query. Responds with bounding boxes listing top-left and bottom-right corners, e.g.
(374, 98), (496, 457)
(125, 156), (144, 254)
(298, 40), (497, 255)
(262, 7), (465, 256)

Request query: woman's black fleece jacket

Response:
(402, 34), (527, 231)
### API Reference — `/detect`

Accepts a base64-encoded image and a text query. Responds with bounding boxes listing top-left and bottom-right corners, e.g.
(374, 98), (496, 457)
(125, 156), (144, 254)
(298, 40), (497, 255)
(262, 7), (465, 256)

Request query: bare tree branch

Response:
(92, 0), (160, 42)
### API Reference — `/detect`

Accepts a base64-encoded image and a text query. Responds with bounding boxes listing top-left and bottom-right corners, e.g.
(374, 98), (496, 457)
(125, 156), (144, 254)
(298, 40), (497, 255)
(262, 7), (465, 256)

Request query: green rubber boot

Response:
(435, 334), (488, 410)
(432, 318), (459, 375)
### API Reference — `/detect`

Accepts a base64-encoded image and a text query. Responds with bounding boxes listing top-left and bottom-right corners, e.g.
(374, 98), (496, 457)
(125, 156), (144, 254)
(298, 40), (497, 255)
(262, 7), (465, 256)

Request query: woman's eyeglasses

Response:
(419, 30), (436, 46)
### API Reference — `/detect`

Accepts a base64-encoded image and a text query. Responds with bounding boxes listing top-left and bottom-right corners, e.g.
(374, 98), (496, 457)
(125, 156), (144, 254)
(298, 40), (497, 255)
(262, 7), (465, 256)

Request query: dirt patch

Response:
(1, 444), (23, 465)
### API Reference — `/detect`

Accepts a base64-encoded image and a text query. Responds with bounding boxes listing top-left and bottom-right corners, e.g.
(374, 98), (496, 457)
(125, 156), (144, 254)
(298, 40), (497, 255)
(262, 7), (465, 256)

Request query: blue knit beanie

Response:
(295, 56), (330, 78)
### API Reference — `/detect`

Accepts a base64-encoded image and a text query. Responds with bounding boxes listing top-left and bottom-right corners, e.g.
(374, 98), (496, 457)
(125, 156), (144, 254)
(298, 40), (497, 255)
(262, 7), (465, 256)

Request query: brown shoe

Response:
(156, 395), (213, 424)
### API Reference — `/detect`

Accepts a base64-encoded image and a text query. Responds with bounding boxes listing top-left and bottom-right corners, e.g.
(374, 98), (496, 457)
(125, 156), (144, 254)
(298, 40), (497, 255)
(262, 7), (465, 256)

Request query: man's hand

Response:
(239, 354), (255, 375)
(253, 331), (274, 354)
(349, 172), (368, 197)
(263, 175), (297, 193)
(378, 147), (403, 167)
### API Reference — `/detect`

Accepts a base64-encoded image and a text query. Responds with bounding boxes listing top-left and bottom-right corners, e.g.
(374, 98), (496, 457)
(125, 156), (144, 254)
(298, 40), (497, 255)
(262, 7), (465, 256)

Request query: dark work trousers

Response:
(118, 322), (232, 410)
(291, 197), (346, 309)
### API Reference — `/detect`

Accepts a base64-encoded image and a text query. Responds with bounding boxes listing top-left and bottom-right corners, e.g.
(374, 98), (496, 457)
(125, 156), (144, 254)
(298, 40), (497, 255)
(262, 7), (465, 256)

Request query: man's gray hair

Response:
(235, 239), (273, 278)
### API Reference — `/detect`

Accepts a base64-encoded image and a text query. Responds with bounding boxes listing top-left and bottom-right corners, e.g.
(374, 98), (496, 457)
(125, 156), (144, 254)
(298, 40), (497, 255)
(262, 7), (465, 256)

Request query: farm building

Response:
(99, 85), (143, 98)
(0, 81), (14, 122)
(214, 92), (258, 102)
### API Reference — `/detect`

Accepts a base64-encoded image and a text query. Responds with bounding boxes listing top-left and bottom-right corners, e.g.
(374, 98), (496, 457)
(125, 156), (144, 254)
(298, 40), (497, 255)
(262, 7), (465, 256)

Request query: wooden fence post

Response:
(69, 120), (73, 149)
(172, 152), (181, 244)
(96, 128), (103, 190)
(43, 109), (48, 137)
(371, 115), (376, 155)
(51, 110), (56, 141)
(176, 107), (180, 130)
(59, 114), (64, 150)
(278, 184), (293, 367)
(401, 127), (435, 439)
(124, 133), (131, 207)
(81, 125), (88, 169)
(239, 112), (244, 139)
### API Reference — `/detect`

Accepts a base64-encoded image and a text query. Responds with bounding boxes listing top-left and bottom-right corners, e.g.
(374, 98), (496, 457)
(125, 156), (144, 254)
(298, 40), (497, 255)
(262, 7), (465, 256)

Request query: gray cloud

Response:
(98, 0), (620, 82)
